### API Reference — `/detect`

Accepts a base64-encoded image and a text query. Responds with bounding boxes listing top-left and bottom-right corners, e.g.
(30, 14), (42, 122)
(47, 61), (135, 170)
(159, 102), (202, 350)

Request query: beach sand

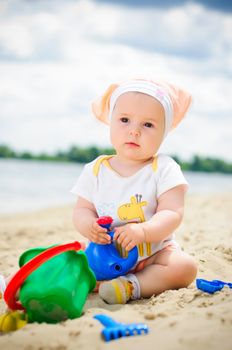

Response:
(0, 193), (231, 350)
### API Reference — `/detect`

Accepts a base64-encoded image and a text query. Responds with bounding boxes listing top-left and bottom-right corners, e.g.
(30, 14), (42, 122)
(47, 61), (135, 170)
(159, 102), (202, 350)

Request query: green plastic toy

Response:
(4, 242), (96, 324)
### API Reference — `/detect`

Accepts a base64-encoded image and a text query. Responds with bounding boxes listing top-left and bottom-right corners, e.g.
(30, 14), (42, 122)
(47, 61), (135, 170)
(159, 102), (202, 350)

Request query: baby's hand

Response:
(114, 223), (145, 251)
(89, 219), (111, 244)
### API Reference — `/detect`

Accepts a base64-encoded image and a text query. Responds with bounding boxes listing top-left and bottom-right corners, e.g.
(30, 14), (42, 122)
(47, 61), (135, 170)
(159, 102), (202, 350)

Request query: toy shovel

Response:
(196, 278), (232, 294)
(94, 314), (149, 341)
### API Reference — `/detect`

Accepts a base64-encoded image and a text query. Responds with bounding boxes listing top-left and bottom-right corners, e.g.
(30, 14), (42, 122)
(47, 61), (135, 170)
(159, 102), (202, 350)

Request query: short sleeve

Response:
(156, 155), (189, 198)
(70, 162), (96, 202)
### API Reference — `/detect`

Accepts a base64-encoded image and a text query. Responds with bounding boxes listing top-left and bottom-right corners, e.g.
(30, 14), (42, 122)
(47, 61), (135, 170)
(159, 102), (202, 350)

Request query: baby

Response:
(71, 79), (198, 304)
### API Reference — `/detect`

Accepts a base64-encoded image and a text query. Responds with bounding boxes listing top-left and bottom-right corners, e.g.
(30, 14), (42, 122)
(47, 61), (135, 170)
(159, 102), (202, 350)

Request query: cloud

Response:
(89, 4), (232, 61)
(95, 0), (232, 13)
(1, 1), (232, 63)
(0, 0), (231, 161)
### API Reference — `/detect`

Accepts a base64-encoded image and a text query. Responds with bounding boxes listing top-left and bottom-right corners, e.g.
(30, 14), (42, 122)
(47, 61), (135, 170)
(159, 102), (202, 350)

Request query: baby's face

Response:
(110, 92), (165, 162)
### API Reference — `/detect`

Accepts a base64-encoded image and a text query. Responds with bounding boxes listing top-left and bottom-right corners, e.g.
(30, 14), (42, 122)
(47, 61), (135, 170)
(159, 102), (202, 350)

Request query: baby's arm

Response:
(114, 184), (186, 251)
(142, 184), (186, 242)
(73, 196), (111, 244)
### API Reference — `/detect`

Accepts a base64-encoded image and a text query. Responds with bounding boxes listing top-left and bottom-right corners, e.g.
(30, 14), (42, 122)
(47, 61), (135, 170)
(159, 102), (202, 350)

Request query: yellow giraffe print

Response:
(117, 195), (147, 222)
(117, 194), (151, 257)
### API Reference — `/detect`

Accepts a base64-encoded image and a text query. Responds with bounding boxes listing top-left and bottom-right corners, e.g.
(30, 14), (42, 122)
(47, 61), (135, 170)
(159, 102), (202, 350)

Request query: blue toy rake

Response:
(94, 314), (149, 342)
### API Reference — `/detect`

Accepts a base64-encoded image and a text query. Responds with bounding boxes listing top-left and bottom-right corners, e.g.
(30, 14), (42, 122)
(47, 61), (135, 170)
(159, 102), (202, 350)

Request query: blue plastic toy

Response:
(94, 314), (149, 341)
(196, 278), (232, 294)
(85, 216), (138, 280)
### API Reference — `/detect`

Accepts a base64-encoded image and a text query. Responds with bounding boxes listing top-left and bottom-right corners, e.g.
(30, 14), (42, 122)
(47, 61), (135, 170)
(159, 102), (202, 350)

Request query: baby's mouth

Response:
(125, 142), (140, 147)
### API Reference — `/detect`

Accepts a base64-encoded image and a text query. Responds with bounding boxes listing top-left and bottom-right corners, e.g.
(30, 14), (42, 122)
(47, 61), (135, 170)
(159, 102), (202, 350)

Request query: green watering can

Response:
(4, 242), (96, 324)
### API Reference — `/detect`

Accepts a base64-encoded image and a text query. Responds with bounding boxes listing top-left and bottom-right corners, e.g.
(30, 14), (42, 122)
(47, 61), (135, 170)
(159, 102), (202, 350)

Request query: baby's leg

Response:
(98, 249), (197, 304)
(135, 249), (197, 298)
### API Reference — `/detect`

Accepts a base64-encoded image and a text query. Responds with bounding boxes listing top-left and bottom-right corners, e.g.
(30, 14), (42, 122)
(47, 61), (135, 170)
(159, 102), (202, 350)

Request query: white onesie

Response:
(71, 154), (188, 262)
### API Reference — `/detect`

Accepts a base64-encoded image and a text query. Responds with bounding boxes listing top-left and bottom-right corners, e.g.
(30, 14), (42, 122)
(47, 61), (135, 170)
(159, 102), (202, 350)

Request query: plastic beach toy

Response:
(85, 216), (138, 280)
(196, 278), (232, 294)
(0, 311), (28, 333)
(94, 314), (149, 341)
(4, 242), (96, 323)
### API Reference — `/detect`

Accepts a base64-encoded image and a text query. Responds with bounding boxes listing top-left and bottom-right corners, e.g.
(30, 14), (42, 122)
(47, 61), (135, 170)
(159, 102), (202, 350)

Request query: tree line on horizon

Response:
(0, 144), (232, 174)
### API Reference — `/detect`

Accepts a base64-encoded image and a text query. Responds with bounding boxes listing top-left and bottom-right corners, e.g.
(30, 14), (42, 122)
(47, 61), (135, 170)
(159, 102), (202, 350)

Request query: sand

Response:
(0, 193), (231, 350)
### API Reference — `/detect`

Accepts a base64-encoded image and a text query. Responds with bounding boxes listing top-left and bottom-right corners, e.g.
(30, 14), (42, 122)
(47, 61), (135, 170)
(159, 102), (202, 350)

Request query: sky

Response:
(0, 0), (232, 161)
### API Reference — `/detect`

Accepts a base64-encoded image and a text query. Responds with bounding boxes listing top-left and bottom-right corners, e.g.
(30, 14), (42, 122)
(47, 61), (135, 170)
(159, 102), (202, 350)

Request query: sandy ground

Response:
(0, 193), (231, 350)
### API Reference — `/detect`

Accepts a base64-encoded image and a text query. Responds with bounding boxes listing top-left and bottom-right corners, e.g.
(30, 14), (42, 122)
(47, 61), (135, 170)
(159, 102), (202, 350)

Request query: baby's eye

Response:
(120, 117), (129, 123)
(144, 122), (153, 128)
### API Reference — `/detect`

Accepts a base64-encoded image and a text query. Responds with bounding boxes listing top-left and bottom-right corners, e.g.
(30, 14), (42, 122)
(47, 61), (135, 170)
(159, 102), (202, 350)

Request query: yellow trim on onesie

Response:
(93, 155), (158, 176)
(152, 155), (158, 172)
(93, 155), (114, 176)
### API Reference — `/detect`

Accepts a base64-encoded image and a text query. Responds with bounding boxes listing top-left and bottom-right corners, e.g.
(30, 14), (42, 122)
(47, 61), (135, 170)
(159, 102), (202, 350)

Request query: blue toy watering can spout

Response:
(85, 216), (138, 280)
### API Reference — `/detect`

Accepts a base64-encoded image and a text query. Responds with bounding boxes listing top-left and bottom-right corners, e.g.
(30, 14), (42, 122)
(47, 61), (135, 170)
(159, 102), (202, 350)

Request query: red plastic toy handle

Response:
(4, 241), (82, 310)
(97, 216), (113, 226)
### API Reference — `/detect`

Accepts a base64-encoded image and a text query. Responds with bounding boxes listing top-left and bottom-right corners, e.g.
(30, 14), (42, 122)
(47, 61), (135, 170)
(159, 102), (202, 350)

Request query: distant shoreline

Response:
(1, 144), (232, 174)
(1, 158), (232, 215)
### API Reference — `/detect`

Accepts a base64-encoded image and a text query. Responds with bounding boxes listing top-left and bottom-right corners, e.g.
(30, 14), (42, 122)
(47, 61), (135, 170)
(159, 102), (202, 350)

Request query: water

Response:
(0, 159), (232, 214)
(0, 159), (83, 214)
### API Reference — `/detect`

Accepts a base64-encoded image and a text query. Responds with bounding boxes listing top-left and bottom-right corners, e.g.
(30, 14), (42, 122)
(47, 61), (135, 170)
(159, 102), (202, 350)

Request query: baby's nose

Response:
(129, 125), (141, 136)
